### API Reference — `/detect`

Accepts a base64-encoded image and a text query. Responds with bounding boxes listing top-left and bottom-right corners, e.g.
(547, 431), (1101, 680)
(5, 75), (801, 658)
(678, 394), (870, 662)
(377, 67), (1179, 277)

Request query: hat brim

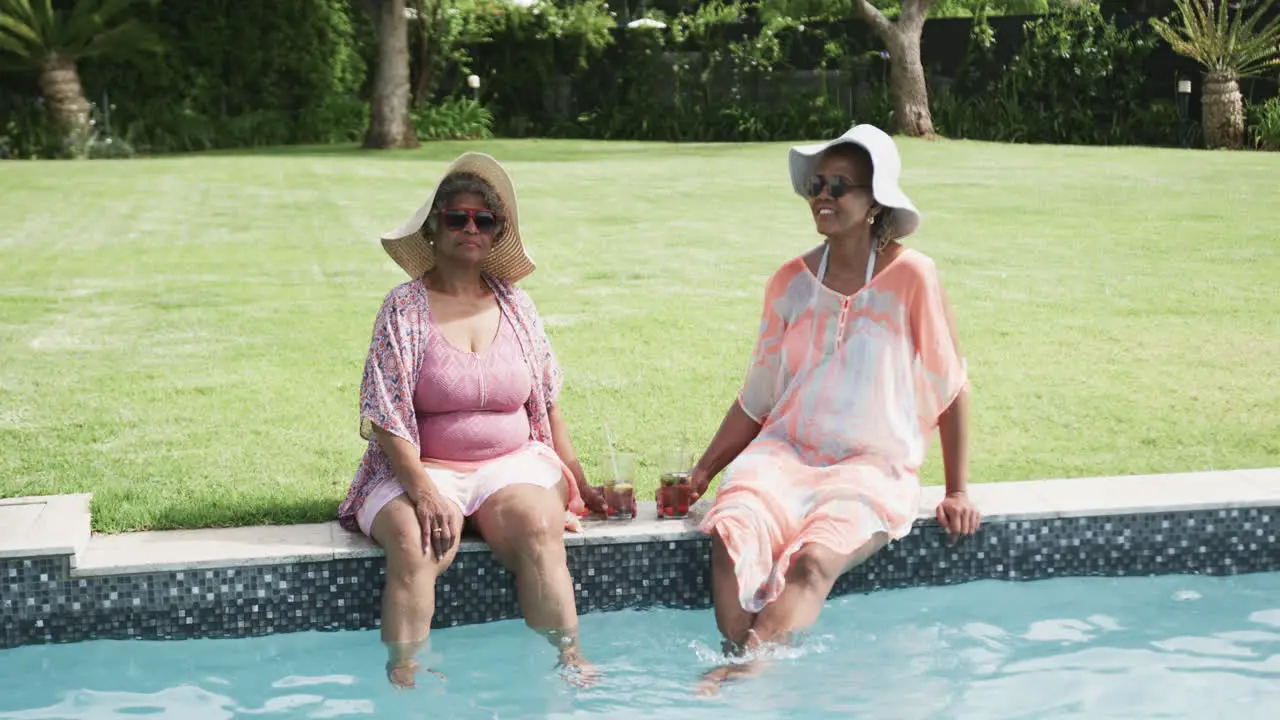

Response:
(379, 152), (536, 282)
(788, 125), (921, 241)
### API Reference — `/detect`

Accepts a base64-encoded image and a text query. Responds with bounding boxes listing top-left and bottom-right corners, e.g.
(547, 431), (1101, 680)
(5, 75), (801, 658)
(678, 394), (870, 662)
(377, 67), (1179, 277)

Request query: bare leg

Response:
(711, 530), (756, 654)
(698, 532), (888, 696)
(472, 479), (596, 686)
(696, 530), (762, 696)
(749, 533), (887, 647)
(370, 494), (462, 689)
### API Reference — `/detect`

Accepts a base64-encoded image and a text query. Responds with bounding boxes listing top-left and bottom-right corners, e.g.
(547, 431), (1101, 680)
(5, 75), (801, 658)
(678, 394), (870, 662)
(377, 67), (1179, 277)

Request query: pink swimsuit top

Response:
(414, 309), (533, 462)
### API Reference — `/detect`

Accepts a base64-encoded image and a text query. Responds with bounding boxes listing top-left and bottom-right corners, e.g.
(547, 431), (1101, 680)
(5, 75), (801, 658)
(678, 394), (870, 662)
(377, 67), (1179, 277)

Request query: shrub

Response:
(1248, 96), (1280, 151)
(935, 4), (1177, 146)
(0, 93), (61, 159)
(76, 0), (371, 153)
(412, 98), (494, 141)
(85, 136), (136, 159)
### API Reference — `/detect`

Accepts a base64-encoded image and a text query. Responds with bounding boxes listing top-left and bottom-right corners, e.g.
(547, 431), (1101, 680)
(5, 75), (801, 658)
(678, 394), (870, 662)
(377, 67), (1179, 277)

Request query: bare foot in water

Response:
(557, 647), (601, 688)
(386, 660), (446, 689)
(695, 661), (764, 697)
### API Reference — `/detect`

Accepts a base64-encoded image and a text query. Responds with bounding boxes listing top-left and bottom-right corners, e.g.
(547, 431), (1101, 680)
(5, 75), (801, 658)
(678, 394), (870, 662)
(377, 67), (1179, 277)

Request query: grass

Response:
(1, 139), (1277, 533)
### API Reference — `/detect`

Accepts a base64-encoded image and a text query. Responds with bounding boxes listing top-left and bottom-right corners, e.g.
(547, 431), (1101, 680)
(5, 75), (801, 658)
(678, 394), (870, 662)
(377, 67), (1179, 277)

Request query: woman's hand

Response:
(935, 491), (981, 542)
(576, 478), (608, 516)
(370, 426), (458, 558)
(411, 488), (461, 561)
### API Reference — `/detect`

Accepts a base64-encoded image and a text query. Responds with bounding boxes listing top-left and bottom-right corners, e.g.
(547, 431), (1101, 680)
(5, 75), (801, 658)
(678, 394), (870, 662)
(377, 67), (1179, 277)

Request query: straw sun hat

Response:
(379, 152), (536, 282)
(787, 124), (922, 242)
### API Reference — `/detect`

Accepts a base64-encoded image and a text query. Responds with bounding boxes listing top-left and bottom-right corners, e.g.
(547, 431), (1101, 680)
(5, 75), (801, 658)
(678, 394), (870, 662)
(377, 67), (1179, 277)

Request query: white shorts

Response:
(356, 440), (566, 537)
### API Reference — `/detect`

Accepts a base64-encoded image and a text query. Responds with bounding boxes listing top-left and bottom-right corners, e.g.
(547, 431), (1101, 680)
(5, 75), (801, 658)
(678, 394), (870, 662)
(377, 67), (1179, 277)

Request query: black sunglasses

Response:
(442, 207), (499, 233)
(806, 174), (870, 199)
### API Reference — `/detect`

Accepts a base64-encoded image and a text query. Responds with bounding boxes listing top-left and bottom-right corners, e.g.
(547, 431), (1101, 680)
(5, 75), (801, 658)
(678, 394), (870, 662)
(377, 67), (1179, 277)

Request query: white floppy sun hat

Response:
(788, 124), (922, 242)
(379, 152), (536, 282)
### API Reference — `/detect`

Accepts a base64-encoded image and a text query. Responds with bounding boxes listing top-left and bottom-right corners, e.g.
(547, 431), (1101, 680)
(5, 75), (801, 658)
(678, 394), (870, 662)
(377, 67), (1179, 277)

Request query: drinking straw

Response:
(604, 422), (620, 482)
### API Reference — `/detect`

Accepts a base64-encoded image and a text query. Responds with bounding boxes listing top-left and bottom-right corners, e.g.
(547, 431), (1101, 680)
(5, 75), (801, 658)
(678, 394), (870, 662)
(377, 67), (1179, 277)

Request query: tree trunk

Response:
(410, 0), (439, 109)
(885, 26), (934, 138)
(852, 0), (935, 138)
(365, 0), (419, 149)
(39, 53), (91, 140)
(411, 25), (433, 109)
(1201, 70), (1244, 150)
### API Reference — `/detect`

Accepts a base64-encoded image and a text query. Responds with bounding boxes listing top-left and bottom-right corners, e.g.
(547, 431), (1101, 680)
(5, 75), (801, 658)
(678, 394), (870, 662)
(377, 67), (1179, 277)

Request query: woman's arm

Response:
(691, 399), (762, 501)
(372, 425), (436, 502)
(548, 403), (606, 514)
(691, 267), (790, 501)
(547, 403), (586, 488)
(938, 387), (970, 497)
(920, 272), (980, 538)
(935, 387), (979, 538)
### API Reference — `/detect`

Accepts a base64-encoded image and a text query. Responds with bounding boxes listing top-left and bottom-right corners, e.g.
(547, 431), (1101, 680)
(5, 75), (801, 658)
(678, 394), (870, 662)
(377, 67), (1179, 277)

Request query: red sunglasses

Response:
(442, 207), (498, 233)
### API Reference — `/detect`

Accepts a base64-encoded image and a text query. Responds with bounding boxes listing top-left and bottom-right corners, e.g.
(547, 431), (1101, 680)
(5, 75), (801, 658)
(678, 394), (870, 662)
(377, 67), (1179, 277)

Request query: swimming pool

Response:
(2, 572), (1278, 719)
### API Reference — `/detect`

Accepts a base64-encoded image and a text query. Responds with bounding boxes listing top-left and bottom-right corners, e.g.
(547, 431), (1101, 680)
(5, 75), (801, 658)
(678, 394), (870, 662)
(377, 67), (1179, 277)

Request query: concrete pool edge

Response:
(0, 494), (91, 565)
(3, 468), (1280, 649)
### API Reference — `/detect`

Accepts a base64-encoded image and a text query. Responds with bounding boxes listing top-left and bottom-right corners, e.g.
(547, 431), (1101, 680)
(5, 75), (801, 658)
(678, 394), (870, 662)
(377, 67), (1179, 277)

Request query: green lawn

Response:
(1, 139), (1277, 533)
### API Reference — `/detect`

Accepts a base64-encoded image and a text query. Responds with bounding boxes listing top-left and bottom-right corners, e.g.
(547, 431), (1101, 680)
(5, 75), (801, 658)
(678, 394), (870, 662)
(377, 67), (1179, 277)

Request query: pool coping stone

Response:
(0, 494), (91, 566)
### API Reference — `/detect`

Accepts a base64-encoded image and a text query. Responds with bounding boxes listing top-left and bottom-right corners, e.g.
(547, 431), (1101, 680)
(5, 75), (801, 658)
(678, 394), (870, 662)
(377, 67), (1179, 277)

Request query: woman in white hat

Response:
(336, 152), (605, 689)
(689, 125), (982, 691)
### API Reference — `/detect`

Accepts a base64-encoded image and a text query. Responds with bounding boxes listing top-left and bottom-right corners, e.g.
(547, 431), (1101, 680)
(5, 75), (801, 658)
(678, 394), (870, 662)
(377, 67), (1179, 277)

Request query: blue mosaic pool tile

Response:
(571, 538), (713, 615)
(2, 557), (69, 624)
(1000, 508), (1280, 582)
(435, 551), (520, 627)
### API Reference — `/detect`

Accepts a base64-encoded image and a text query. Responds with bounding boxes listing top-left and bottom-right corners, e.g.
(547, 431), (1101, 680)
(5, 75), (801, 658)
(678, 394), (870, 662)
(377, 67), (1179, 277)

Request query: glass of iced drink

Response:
(604, 452), (637, 520)
(657, 449), (693, 519)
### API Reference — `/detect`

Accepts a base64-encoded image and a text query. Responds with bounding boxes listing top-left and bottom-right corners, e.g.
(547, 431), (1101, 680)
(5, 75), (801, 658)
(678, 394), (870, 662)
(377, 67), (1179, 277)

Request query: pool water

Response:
(2, 572), (1280, 719)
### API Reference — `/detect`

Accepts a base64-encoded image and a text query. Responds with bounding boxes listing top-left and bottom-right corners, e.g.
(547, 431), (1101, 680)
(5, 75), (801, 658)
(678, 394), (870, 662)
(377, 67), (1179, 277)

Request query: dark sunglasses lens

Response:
(443, 210), (469, 231)
(807, 175), (848, 199)
(473, 212), (497, 232)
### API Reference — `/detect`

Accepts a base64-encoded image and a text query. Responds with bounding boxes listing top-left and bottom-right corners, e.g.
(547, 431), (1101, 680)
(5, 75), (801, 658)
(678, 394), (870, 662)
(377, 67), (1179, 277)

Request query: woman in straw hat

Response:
(688, 125), (982, 692)
(337, 152), (605, 689)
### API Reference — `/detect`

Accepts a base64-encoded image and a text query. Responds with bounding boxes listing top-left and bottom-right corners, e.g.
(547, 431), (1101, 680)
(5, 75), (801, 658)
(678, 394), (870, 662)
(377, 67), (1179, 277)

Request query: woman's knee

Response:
(711, 525), (742, 563)
(386, 534), (434, 584)
(373, 503), (440, 586)
(489, 504), (565, 567)
(786, 546), (845, 590)
(515, 508), (564, 557)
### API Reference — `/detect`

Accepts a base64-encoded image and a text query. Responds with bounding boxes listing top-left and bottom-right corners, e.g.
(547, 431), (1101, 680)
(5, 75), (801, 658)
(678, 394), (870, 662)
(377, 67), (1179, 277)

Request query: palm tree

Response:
(0, 0), (162, 140)
(1151, 0), (1280, 149)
